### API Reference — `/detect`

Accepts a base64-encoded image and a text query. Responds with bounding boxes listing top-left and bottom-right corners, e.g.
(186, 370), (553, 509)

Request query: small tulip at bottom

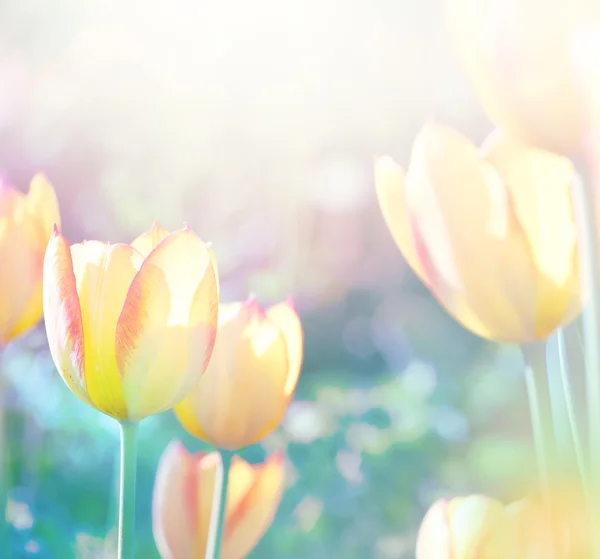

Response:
(153, 441), (285, 559)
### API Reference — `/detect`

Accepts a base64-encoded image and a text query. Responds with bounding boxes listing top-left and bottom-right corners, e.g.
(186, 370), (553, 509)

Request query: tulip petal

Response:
(130, 221), (170, 258)
(406, 123), (543, 341)
(175, 302), (289, 449)
(222, 454), (285, 559)
(71, 241), (143, 418)
(24, 174), (61, 246)
(481, 130), (581, 332)
(42, 229), (89, 406)
(415, 499), (452, 559)
(374, 156), (427, 281)
(116, 228), (218, 420)
(152, 441), (196, 559)
(265, 301), (303, 397)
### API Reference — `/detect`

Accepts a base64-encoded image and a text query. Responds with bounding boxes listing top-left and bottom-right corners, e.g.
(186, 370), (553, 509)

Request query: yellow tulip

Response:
(42, 222), (219, 421)
(375, 122), (580, 342)
(416, 496), (522, 559)
(507, 485), (593, 559)
(152, 441), (284, 559)
(174, 297), (303, 450)
(444, 0), (600, 156)
(0, 175), (60, 344)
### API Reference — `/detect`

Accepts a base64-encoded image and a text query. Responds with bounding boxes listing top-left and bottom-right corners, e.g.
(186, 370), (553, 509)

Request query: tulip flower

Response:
(375, 122), (580, 342)
(0, 175), (60, 344)
(416, 496), (522, 559)
(174, 297), (303, 450)
(42, 221), (219, 421)
(444, 0), (600, 156)
(153, 441), (284, 559)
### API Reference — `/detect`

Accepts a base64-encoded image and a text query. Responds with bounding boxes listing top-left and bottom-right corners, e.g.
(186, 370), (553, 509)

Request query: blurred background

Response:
(0, 0), (543, 557)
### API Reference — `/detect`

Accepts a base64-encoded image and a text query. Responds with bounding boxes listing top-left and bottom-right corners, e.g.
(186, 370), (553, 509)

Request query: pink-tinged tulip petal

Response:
(70, 241), (144, 418)
(378, 122), (579, 342)
(174, 298), (295, 450)
(130, 220), (170, 258)
(42, 227), (89, 406)
(152, 441), (197, 559)
(221, 453), (285, 559)
(0, 177), (61, 342)
(153, 442), (285, 559)
(117, 228), (218, 420)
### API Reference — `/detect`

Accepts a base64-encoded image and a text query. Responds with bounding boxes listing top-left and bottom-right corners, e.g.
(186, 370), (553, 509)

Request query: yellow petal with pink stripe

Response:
(174, 297), (303, 450)
(117, 227), (218, 420)
(43, 222), (219, 421)
(42, 228), (89, 407)
(71, 241), (143, 418)
(152, 442), (284, 559)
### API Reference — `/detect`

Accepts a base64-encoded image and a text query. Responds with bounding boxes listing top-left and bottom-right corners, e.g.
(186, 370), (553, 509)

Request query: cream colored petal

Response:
(152, 441), (196, 559)
(0, 218), (42, 343)
(194, 452), (222, 556)
(481, 129), (580, 335)
(174, 300), (289, 450)
(415, 500), (452, 559)
(130, 221), (171, 258)
(24, 174), (61, 248)
(374, 156), (426, 281)
(117, 228), (219, 420)
(265, 301), (303, 397)
(222, 454), (285, 559)
(406, 123), (542, 342)
(71, 241), (143, 419)
(42, 228), (90, 407)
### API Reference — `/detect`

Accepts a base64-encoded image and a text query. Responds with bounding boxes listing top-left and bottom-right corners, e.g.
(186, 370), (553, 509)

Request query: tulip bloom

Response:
(43, 222), (219, 420)
(416, 496), (522, 559)
(153, 441), (284, 559)
(174, 297), (302, 450)
(0, 175), (60, 344)
(375, 123), (580, 342)
(444, 0), (600, 156)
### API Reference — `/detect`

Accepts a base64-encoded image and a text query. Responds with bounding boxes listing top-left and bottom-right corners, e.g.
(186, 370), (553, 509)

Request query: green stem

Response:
(117, 421), (138, 559)
(205, 451), (233, 559)
(555, 328), (588, 484)
(571, 166), (600, 559)
(521, 342), (555, 500)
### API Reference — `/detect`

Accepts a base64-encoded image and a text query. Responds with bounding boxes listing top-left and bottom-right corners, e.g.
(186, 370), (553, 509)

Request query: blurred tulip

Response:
(0, 175), (60, 344)
(153, 441), (284, 559)
(375, 122), (580, 342)
(444, 0), (600, 156)
(174, 297), (303, 450)
(42, 221), (219, 420)
(416, 496), (522, 559)
(507, 484), (593, 559)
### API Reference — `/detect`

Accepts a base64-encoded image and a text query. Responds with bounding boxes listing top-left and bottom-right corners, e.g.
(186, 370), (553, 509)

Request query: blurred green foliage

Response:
(2, 280), (535, 559)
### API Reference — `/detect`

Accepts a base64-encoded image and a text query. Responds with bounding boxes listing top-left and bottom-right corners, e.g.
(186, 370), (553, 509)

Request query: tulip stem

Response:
(521, 342), (555, 500)
(555, 328), (588, 485)
(205, 450), (233, 559)
(117, 421), (138, 559)
(571, 164), (600, 559)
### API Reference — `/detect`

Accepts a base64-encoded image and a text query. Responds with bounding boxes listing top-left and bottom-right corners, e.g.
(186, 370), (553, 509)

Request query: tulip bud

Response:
(0, 175), (60, 343)
(174, 297), (303, 449)
(416, 496), (521, 559)
(375, 123), (580, 342)
(444, 0), (600, 156)
(153, 441), (284, 559)
(43, 222), (219, 420)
